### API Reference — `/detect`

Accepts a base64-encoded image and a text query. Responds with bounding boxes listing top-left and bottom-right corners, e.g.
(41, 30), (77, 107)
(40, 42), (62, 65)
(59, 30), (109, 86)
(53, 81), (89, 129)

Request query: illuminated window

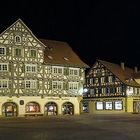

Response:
(96, 102), (103, 110)
(52, 81), (63, 90)
(105, 102), (113, 110)
(25, 80), (36, 89)
(114, 101), (123, 110)
(25, 102), (40, 113)
(0, 63), (8, 71)
(0, 47), (6, 55)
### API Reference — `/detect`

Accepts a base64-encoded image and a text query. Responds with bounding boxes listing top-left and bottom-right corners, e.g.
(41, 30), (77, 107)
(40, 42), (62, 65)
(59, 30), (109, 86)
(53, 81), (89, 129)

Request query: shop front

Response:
(2, 102), (18, 117)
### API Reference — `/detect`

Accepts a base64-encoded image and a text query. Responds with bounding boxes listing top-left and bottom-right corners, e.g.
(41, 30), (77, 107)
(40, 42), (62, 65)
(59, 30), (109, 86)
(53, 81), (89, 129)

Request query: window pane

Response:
(31, 50), (36, 58)
(15, 48), (21, 56)
(96, 102), (103, 110)
(115, 101), (123, 110)
(0, 48), (5, 55)
(105, 102), (113, 110)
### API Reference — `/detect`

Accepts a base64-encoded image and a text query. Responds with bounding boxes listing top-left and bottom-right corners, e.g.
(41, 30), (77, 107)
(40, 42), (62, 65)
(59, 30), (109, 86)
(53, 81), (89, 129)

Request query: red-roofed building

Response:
(82, 59), (140, 114)
(0, 19), (88, 117)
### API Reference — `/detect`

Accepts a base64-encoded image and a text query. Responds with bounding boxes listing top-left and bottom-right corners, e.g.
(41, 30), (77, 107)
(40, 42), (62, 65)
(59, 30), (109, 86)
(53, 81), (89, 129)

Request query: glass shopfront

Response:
(62, 102), (74, 115)
(45, 102), (57, 115)
(25, 102), (40, 113)
(96, 100), (123, 110)
(2, 102), (18, 117)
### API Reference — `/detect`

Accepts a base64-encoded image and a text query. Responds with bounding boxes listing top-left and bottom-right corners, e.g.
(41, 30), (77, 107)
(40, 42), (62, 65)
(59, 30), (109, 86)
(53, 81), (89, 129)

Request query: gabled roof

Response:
(96, 60), (140, 87)
(40, 39), (89, 68)
(0, 18), (47, 48)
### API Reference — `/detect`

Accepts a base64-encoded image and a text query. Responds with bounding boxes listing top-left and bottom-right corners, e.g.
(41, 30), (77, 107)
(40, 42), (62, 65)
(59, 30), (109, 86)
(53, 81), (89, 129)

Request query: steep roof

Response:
(97, 60), (140, 87)
(40, 39), (89, 68)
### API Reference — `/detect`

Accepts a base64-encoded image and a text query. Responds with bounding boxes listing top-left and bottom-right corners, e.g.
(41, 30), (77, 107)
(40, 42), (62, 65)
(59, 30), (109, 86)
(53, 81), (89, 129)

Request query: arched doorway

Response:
(25, 102), (40, 113)
(62, 102), (74, 115)
(45, 102), (57, 115)
(2, 102), (18, 117)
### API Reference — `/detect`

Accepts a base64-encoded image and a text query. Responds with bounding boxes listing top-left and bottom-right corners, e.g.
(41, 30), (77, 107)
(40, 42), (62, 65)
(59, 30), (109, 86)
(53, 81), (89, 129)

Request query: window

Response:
(30, 50), (36, 58)
(52, 81), (63, 90)
(101, 88), (106, 94)
(101, 77), (105, 83)
(108, 76), (113, 83)
(114, 101), (123, 110)
(0, 47), (6, 55)
(25, 102), (40, 113)
(95, 78), (98, 84)
(105, 102), (113, 110)
(0, 80), (8, 88)
(96, 102), (103, 110)
(52, 66), (63, 74)
(116, 86), (121, 93)
(26, 64), (37, 73)
(15, 48), (21, 57)
(69, 82), (78, 90)
(69, 68), (79, 76)
(15, 35), (21, 43)
(25, 80), (36, 89)
(0, 63), (8, 71)
(90, 78), (93, 85)
(90, 89), (94, 95)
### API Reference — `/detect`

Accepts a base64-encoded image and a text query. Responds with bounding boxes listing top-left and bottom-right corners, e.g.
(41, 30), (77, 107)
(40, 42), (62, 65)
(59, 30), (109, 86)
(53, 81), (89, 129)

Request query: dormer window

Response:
(64, 57), (69, 61)
(15, 35), (21, 44)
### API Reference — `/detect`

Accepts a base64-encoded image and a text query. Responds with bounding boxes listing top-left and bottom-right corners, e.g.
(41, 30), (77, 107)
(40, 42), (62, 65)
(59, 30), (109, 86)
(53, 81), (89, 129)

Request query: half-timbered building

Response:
(82, 60), (140, 114)
(0, 19), (88, 117)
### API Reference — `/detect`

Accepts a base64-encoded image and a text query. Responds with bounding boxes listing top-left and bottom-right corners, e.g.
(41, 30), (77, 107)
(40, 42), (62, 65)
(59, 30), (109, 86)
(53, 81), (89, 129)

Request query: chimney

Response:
(121, 62), (124, 70)
(134, 66), (138, 73)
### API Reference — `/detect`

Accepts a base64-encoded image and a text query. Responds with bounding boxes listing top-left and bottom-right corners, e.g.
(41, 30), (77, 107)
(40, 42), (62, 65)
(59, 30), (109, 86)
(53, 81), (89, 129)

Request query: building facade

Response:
(0, 19), (88, 117)
(82, 60), (140, 114)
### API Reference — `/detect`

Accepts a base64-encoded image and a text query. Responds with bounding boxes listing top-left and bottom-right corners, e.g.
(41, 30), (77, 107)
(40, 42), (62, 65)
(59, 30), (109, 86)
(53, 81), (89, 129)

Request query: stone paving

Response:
(0, 113), (140, 140)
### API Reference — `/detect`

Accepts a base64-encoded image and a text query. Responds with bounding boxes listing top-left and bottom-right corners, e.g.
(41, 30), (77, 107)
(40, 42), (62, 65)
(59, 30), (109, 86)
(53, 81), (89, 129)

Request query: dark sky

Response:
(1, 0), (140, 70)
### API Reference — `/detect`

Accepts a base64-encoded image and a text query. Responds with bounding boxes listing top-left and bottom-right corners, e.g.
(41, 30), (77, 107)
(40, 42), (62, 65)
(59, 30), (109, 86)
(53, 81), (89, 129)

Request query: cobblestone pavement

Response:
(0, 113), (140, 140)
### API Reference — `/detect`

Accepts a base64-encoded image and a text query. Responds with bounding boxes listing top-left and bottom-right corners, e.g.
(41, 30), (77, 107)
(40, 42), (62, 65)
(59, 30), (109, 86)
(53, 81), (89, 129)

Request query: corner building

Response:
(83, 60), (140, 114)
(0, 19), (88, 117)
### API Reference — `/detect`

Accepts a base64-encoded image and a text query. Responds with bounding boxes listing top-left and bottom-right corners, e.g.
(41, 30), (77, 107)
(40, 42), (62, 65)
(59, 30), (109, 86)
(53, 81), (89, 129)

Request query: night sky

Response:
(1, 1), (140, 70)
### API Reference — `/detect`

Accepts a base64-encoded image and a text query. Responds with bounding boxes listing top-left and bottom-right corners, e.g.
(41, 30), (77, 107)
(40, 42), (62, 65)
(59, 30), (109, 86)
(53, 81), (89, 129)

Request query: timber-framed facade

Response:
(0, 19), (88, 117)
(82, 60), (140, 114)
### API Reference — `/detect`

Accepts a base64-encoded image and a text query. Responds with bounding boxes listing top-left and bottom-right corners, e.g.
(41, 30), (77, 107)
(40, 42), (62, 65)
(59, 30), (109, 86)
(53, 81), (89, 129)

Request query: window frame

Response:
(0, 63), (8, 71)
(96, 102), (104, 110)
(30, 49), (37, 58)
(52, 81), (63, 90)
(15, 35), (21, 44)
(25, 80), (37, 89)
(0, 80), (9, 89)
(15, 48), (22, 57)
(52, 66), (63, 74)
(69, 68), (79, 76)
(68, 82), (79, 91)
(25, 64), (37, 73)
(0, 47), (6, 55)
